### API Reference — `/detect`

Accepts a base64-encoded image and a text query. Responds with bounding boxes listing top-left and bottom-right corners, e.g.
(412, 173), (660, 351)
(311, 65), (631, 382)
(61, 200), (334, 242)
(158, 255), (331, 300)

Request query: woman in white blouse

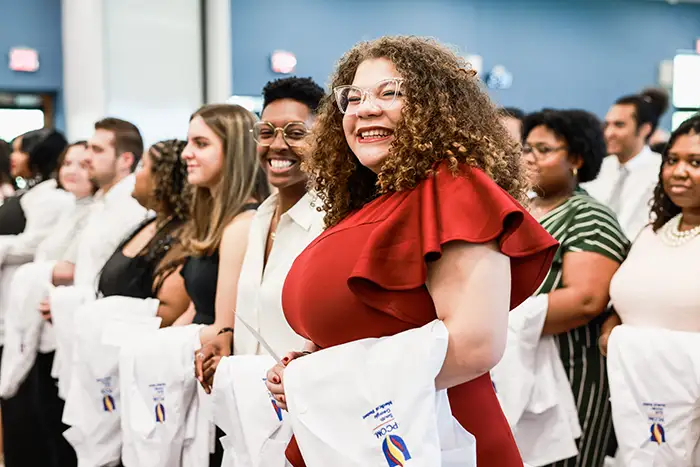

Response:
(600, 114), (700, 349)
(195, 77), (326, 391)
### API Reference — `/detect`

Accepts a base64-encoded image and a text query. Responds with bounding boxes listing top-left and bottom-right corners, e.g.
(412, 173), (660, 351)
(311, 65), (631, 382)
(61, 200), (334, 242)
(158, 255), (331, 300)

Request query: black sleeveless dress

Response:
(178, 203), (259, 467)
(179, 203), (259, 324)
(98, 217), (183, 299)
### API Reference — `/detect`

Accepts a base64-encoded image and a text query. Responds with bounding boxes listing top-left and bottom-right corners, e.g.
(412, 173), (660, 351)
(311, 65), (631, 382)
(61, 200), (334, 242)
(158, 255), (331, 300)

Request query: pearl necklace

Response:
(659, 214), (700, 247)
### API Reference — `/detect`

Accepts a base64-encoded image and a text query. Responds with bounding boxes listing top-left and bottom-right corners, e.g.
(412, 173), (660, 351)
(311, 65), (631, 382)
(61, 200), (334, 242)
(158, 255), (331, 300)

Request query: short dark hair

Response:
(650, 113), (700, 231)
(499, 107), (525, 121)
(15, 128), (68, 180)
(262, 77), (325, 113)
(94, 118), (144, 171)
(615, 89), (668, 140)
(522, 108), (606, 183)
(0, 139), (11, 186)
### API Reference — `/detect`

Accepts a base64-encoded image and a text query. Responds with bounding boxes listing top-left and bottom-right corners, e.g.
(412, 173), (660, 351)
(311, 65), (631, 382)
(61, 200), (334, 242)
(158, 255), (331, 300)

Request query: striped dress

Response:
(537, 189), (630, 467)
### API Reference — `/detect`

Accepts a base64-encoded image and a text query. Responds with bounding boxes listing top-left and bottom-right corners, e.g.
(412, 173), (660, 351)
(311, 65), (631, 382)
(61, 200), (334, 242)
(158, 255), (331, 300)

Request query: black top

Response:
(180, 203), (259, 325)
(180, 252), (219, 325)
(0, 195), (26, 235)
(98, 217), (182, 299)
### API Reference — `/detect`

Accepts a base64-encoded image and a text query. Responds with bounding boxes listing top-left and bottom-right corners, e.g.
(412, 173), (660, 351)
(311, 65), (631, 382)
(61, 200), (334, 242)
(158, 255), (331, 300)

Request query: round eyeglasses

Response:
(252, 121), (309, 147)
(333, 78), (404, 116)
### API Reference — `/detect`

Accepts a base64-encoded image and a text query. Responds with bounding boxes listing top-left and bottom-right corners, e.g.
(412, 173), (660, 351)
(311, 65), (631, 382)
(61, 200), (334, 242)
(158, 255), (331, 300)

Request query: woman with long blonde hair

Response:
(177, 104), (270, 346)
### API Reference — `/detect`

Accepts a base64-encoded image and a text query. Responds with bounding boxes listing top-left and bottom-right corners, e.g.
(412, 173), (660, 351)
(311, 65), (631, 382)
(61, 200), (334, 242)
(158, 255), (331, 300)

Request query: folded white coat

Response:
(212, 355), (293, 467)
(0, 260), (56, 398)
(61, 296), (161, 467)
(490, 294), (581, 466)
(120, 324), (211, 467)
(48, 284), (94, 400)
(283, 319), (476, 467)
(607, 325), (700, 467)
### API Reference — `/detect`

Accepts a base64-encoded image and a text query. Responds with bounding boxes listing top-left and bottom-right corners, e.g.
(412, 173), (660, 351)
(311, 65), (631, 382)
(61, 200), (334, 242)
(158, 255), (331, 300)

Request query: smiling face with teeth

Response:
(258, 98), (313, 191)
(343, 58), (405, 174)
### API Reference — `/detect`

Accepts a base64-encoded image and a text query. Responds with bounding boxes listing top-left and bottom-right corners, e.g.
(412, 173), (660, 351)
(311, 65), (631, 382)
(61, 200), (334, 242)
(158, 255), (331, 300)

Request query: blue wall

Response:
(0, 0), (63, 129)
(0, 0), (63, 92)
(231, 0), (700, 130)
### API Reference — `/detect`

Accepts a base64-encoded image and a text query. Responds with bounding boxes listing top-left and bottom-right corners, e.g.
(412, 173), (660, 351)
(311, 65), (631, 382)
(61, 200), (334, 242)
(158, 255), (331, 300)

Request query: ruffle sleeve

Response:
(348, 163), (558, 310)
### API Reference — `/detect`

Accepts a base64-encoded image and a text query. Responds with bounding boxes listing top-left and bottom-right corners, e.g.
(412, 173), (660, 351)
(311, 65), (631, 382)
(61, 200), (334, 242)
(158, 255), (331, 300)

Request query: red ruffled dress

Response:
(282, 162), (559, 466)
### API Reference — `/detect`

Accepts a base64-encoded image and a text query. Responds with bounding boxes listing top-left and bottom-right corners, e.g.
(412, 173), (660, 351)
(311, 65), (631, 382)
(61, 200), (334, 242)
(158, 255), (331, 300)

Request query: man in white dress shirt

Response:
(48, 118), (148, 289)
(581, 94), (663, 241)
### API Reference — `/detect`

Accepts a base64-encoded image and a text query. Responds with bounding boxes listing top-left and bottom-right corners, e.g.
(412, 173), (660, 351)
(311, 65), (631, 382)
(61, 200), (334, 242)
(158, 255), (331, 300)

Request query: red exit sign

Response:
(9, 47), (40, 72)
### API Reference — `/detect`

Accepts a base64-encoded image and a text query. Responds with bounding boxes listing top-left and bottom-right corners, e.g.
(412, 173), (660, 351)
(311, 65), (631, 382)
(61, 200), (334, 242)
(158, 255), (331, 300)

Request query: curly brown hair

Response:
(149, 139), (191, 225)
(306, 36), (527, 227)
(650, 114), (700, 231)
(147, 139), (192, 291)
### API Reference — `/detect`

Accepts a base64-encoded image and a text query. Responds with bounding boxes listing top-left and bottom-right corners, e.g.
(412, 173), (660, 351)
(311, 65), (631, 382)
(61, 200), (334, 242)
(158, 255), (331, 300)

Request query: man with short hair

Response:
(582, 95), (662, 240)
(35, 118), (148, 467)
(51, 117), (148, 287)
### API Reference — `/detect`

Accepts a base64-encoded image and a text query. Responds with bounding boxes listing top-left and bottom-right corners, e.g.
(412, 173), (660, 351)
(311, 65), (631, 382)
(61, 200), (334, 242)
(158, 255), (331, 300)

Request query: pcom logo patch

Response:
(382, 434), (411, 466)
(650, 423), (665, 444)
(103, 394), (115, 412)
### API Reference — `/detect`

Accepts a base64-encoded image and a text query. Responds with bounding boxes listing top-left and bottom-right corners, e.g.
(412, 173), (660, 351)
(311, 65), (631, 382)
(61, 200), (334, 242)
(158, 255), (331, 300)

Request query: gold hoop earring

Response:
(572, 167), (579, 177)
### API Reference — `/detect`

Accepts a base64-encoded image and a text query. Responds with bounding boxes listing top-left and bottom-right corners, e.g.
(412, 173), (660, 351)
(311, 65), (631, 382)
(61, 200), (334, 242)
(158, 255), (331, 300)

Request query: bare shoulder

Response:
(221, 210), (256, 245)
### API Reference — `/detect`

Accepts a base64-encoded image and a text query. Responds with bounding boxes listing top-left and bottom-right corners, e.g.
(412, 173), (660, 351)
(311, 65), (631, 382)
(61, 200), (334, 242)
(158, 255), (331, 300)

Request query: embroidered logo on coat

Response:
(644, 402), (667, 444)
(382, 434), (412, 466)
(103, 394), (115, 412)
(155, 402), (166, 423)
(98, 376), (116, 412)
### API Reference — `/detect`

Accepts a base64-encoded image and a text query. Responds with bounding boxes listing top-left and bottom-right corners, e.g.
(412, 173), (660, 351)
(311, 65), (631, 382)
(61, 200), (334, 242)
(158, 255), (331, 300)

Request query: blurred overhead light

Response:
(271, 50), (297, 74)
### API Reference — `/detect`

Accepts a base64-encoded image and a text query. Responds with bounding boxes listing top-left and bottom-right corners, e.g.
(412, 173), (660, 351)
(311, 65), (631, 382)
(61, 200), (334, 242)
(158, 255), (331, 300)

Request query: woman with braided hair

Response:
(94, 139), (193, 325)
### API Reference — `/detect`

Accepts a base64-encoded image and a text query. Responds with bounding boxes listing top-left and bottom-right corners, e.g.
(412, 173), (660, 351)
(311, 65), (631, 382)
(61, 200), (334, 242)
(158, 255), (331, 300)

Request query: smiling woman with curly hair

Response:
(265, 36), (559, 466)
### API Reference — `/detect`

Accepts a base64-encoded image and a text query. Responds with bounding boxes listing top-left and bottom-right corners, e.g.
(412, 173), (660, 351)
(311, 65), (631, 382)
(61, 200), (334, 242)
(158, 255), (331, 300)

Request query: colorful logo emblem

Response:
(650, 423), (665, 444)
(155, 403), (166, 423)
(382, 434), (411, 466)
(103, 394), (115, 412)
(271, 399), (283, 421)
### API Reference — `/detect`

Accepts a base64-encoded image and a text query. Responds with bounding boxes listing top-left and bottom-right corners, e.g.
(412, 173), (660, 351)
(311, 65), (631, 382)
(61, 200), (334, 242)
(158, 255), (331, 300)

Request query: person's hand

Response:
(265, 351), (310, 411)
(598, 311), (622, 357)
(39, 299), (51, 323)
(51, 261), (75, 286)
(195, 331), (233, 394)
(598, 331), (613, 357)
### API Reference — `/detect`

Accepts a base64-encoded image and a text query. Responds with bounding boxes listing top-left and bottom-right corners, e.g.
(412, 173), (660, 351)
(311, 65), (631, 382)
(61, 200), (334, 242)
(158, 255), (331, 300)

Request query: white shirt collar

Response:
(95, 174), (136, 204)
(257, 191), (323, 232)
(615, 145), (658, 172)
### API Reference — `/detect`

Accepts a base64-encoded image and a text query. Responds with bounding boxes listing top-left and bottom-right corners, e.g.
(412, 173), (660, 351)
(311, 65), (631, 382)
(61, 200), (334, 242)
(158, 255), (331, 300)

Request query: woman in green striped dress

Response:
(522, 109), (631, 467)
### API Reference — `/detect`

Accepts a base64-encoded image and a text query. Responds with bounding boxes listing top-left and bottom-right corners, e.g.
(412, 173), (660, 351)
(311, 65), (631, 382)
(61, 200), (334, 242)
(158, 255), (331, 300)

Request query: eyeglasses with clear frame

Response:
(252, 121), (309, 147)
(522, 144), (568, 159)
(333, 78), (405, 116)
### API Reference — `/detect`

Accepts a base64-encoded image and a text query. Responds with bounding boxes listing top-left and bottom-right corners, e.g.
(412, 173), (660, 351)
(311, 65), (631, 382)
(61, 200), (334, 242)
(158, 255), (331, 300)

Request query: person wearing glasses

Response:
(263, 37), (559, 467)
(194, 77), (325, 392)
(521, 109), (630, 467)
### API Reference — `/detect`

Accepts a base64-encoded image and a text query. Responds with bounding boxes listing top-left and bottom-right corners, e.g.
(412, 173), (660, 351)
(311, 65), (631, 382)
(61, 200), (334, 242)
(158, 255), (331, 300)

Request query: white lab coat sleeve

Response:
(0, 262), (22, 346)
(211, 354), (287, 467)
(49, 285), (94, 399)
(5, 182), (73, 263)
(0, 260), (56, 398)
(491, 294), (549, 426)
(284, 320), (476, 467)
(120, 325), (204, 467)
(62, 296), (162, 467)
